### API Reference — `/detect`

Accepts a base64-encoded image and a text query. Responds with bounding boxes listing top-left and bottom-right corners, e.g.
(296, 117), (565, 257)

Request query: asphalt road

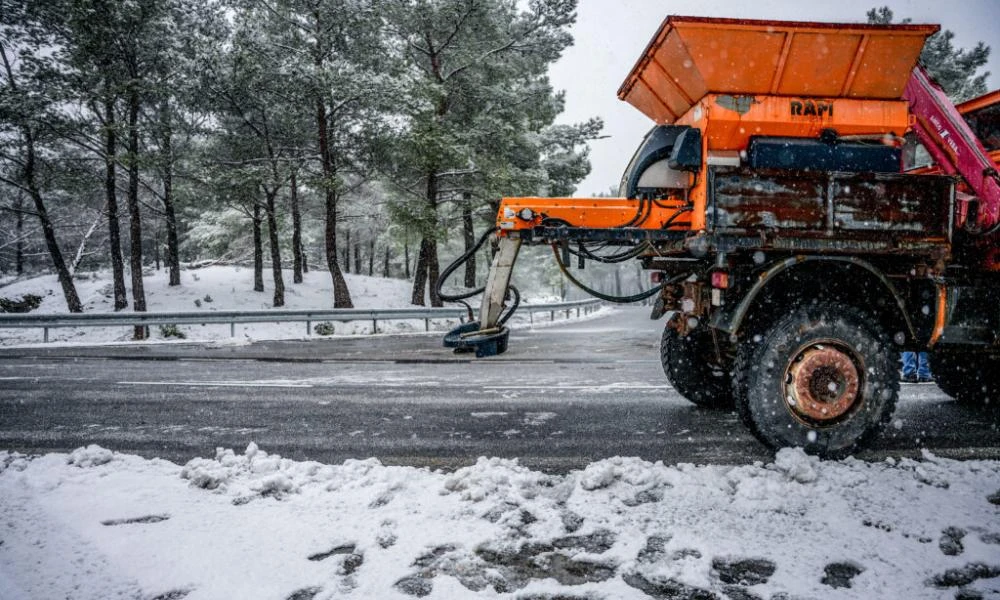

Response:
(0, 307), (997, 471)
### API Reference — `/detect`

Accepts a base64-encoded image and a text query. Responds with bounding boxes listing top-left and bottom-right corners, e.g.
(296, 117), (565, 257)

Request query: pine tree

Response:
(867, 6), (991, 102)
(385, 0), (594, 306)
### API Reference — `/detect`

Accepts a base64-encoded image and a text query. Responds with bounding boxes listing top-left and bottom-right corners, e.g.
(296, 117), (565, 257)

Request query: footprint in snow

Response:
(712, 557), (776, 586)
(307, 543), (364, 575)
(284, 586), (321, 600)
(940, 527), (967, 556)
(929, 563), (1000, 588)
(149, 589), (192, 600)
(102, 514), (170, 526)
(821, 562), (865, 589)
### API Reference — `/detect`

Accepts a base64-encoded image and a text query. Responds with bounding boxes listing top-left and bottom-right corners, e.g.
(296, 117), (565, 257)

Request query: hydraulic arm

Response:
(904, 66), (1000, 232)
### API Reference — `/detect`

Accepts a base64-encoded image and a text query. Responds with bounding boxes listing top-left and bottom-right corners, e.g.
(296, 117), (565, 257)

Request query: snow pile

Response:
(1, 446), (998, 599)
(66, 444), (116, 468)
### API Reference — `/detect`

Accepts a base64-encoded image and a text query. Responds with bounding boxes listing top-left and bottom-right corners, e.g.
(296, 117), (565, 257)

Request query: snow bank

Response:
(0, 266), (606, 345)
(1, 446), (998, 599)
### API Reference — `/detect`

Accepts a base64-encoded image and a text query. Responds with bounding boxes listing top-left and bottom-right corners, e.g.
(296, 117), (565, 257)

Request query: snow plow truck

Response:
(440, 16), (1000, 458)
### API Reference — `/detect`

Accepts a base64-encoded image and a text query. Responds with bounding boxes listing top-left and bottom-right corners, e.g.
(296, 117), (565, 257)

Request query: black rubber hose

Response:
(551, 244), (670, 304)
(435, 226), (521, 325)
(435, 227), (498, 302)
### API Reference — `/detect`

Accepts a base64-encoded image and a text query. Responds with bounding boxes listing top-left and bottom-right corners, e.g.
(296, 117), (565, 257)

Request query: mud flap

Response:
(442, 236), (522, 357)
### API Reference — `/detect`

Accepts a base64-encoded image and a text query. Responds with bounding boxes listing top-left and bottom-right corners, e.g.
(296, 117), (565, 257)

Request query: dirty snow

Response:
(1, 445), (998, 599)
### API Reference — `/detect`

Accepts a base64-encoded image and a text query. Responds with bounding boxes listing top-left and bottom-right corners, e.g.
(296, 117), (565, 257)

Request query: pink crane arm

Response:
(904, 66), (1000, 233)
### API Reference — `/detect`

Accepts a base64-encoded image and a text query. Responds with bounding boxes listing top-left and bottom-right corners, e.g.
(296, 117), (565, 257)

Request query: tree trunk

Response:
(126, 88), (147, 338)
(428, 238), (441, 307)
(383, 246), (390, 277)
(411, 238), (429, 306)
(343, 228), (351, 273)
(404, 237), (410, 279)
(290, 169), (303, 284)
(427, 173), (442, 307)
(411, 171), (442, 306)
(153, 225), (161, 270)
(265, 189), (285, 307)
(462, 193), (475, 288)
(354, 243), (361, 274)
(252, 202), (264, 292)
(315, 94), (352, 307)
(14, 191), (24, 275)
(24, 132), (83, 312)
(157, 100), (180, 286)
(104, 94), (128, 309)
(368, 238), (375, 276)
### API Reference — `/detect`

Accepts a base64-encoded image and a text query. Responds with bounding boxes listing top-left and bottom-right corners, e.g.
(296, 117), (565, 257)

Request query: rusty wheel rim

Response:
(784, 342), (863, 425)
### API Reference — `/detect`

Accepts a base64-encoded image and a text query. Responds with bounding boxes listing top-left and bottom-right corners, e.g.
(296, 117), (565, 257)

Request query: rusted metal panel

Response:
(830, 172), (951, 236)
(708, 167), (953, 249)
(712, 170), (826, 230)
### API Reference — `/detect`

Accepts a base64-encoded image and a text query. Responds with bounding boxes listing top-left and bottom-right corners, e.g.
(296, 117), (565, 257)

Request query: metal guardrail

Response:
(0, 299), (603, 342)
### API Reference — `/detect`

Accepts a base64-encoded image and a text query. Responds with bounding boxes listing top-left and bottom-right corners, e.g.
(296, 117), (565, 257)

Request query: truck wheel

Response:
(660, 326), (734, 409)
(735, 303), (898, 458)
(931, 351), (999, 406)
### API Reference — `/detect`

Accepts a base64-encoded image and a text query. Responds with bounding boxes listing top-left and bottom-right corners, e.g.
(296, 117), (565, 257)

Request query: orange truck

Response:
(442, 17), (1000, 457)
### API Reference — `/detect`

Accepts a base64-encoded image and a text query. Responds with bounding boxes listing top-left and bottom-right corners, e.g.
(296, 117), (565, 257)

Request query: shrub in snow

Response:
(66, 445), (115, 468)
(314, 322), (335, 336)
(0, 294), (42, 313)
(159, 324), (186, 339)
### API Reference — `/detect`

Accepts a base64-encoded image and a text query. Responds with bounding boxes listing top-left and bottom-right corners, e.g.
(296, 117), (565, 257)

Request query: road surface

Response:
(0, 307), (996, 471)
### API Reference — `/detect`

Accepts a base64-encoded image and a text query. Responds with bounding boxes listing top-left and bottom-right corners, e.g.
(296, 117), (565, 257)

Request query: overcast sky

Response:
(548, 0), (1000, 197)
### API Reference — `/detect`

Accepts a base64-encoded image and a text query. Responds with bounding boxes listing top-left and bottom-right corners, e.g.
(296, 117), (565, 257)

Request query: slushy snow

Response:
(1, 445), (998, 599)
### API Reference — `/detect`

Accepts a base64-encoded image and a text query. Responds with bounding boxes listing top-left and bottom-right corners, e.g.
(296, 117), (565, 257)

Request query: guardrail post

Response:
(306, 320), (311, 335)
(529, 310), (533, 325)
(372, 319), (377, 334)
(44, 327), (49, 343)
(550, 310), (554, 321)
(424, 318), (429, 332)
(230, 322), (235, 337)
(576, 307), (580, 318)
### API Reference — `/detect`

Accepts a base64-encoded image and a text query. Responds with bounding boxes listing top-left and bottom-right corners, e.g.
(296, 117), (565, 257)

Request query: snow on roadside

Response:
(1, 445), (998, 599)
(0, 266), (603, 345)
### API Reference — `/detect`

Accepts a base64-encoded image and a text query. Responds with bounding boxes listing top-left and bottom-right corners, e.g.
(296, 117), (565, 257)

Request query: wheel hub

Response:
(785, 344), (861, 423)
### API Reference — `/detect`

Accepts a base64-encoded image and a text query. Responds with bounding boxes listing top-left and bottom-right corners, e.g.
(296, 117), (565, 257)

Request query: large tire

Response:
(931, 351), (1000, 407)
(735, 303), (898, 458)
(660, 326), (734, 409)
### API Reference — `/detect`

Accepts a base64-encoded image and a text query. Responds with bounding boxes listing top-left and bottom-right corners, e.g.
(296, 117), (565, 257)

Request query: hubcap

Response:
(785, 344), (861, 424)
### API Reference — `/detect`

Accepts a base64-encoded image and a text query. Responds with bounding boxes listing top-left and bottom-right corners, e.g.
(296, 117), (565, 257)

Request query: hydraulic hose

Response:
(552, 244), (671, 304)
(436, 227), (497, 303)
(435, 226), (521, 325)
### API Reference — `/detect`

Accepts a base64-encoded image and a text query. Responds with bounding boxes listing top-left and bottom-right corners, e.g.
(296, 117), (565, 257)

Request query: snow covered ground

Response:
(1, 445), (998, 599)
(0, 266), (585, 346)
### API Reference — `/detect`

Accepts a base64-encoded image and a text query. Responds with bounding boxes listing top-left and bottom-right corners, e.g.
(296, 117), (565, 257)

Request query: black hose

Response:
(436, 227), (497, 302)
(435, 226), (521, 325)
(552, 244), (671, 304)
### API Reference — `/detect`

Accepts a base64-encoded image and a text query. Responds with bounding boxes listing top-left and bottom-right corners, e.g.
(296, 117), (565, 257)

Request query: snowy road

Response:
(0, 307), (997, 469)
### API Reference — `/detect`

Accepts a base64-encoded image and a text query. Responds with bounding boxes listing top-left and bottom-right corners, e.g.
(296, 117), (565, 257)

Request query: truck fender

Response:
(709, 255), (917, 341)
